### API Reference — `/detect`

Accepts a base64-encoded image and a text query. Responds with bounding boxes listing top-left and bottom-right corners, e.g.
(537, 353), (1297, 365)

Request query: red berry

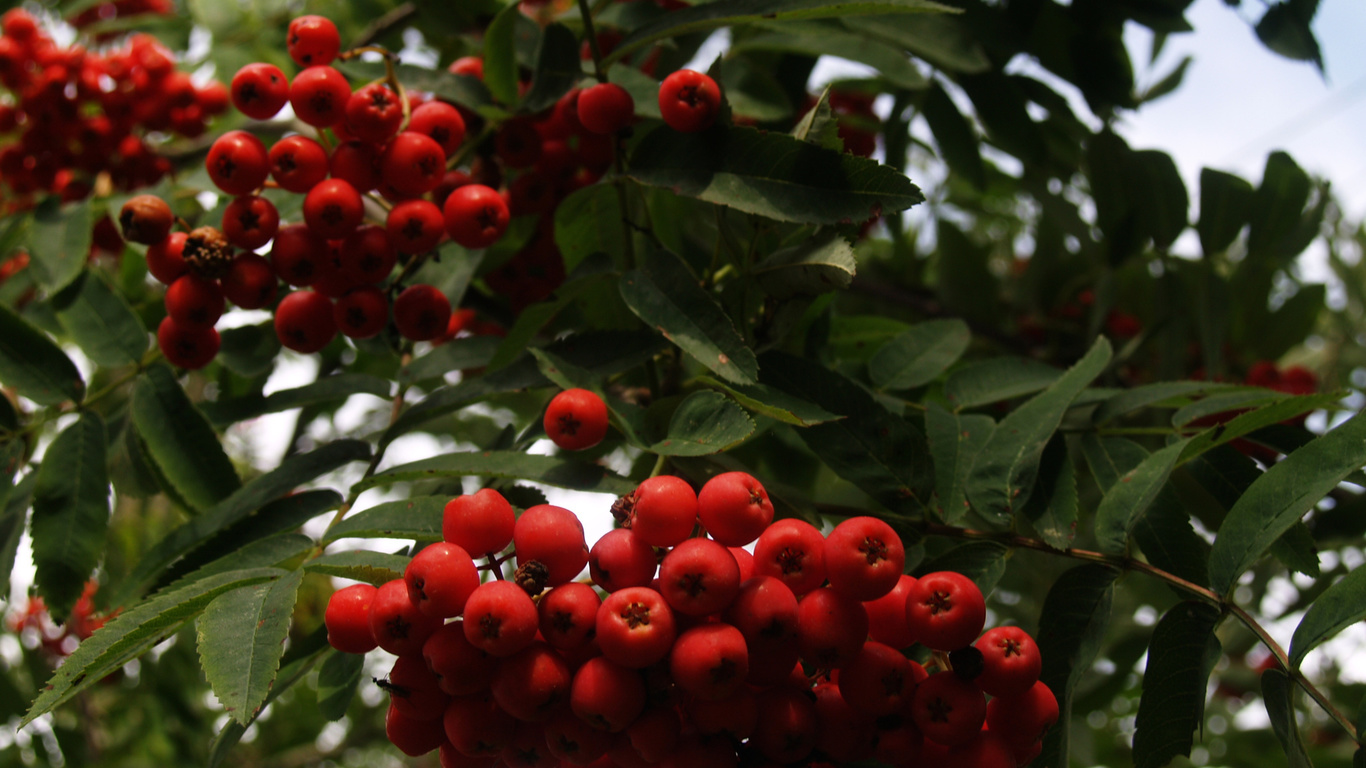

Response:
(443, 184), (509, 250)
(863, 573), (918, 649)
(287, 15), (341, 68)
(495, 118), (542, 169)
(424, 621), (496, 695)
(303, 178), (364, 239)
(369, 578), (443, 657)
(339, 225), (397, 284)
(405, 541), (480, 619)
(543, 388), (609, 451)
(118, 194), (173, 245)
(795, 586), (869, 669)
(394, 283), (452, 341)
(387, 655), (450, 722)
(577, 82), (635, 135)
(589, 527), (657, 593)
(537, 581), (601, 651)
(206, 130), (269, 195)
(697, 471), (773, 547)
(345, 82), (404, 144)
(157, 316), (219, 369)
(409, 101), (467, 156)
(657, 537), (740, 617)
(324, 582), (378, 654)
(387, 702), (445, 757)
(823, 516), (905, 601)
(512, 504), (589, 588)
(221, 253), (278, 309)
(230, 62), (289, 120)
(289, 65), (351, 127)
(723, 575), (798, 649)
(910, 671), (987, 747)
(491, 641), (573, 722)
(146, 232), (188, 285)
(658, 69), (721, 133)
(165, 274), (224, 330)
(986, 680), (1059, 758)
(444, 692), (517, 757)
(387, 198), (446, 254)
(271, 223), (328, 287)
(669, 623), (748, 701)
(622, 475), (697, 548)
(596, 586), (676, 668)
(444, 488), (516, 556)
(381, 131), (447, 196)
(837, 641), (915, 715)
(221, 194), (279, 250)
(269, 134), (329, 193)
(330, 140), (381, 192)
(543, 708), (612, 764)
(973, 625), (1042, 697)
(751, 688), (817, 763)
(904, 570), (986, 652)
(462, 580), (539, 657)
(752, 518), (827, 597)
(448, 56), (484, 79)
(273, 289), (337, 353)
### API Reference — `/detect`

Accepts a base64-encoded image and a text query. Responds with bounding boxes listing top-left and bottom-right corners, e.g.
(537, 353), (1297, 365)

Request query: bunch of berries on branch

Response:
(323, 472), (1057, 767)
(0, 9), (227, 212)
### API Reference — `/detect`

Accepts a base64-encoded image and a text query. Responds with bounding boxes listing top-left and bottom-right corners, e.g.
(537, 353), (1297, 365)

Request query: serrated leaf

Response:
(1208, 410), (1366, 596)
(132, 364), (240, 513)
(1093, 438), (1190, 555)
(965, 337), (1111, 521)
(649, 391), (755, 456)
(752, 232), (856, 300)
(0, 302), (85, 405)
(620, 248), (758, 385)
(1034, 565), (1119, 768)
(114, 440), (370, 604)
(23, 567), (285, 727)
(304, 550), (410, 585)
(695, 377), (839, 427)
(521, 22), (579, 114)
(483, 3), (521, 105)
(200, 373), (392, 426)
(188, 533), (316, 582)
(1198, 168), (1255, 256)
(915, 541), (1008, 594)
(790, 87), (842, 151)
(163, 491), (338, 587)
(25, 197), (91, 292)
(1022, 435), (1079, 549)
(198, 568), (303, 725)
(1092, 380), (1235, 425)
(50, 271), (148, 368)
(1261, 669), (1315, 768)
(759, 351), (933, 514)
(1132, 601), (1223, 768)
(925, 404), (993, 524)
(603, 0), (954, 66)
(943, 356), (1061, 409)
(316, 650), (364, 721)
(1289, 562), (1366, 668)
(31, 413), (109, 621)
(554, 185), (626, 273)
(627, 124), (923, 226)
(868, 319), (970, 391)
(208, 627), (329, 767)
(325, 496), (446, 543)
(400, 336), (501, 384)
(361, 450), (636, 496)
(1177, 392), (1342, 465)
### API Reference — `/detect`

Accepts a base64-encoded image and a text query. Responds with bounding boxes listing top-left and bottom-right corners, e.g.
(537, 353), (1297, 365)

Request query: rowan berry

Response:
(303, 178), (364, 239)
(221, 194), (279, 250)
(145, 231), (188, 285)
(289, 65), (351, 127)
(596, 586), (676, 668)
(164, 274), (224, 330)
(570, 656), (647, 732)
(206, 130), (269, 195)
(273, 289), (337, 353)
(444, 691), (517, 757)
(512, 504), (589, 588)
(462, 580), (539, 657)
(370, 578), (443, 657)
(386, 655), (449, 722)
(423, 621), (496, 695)
(491, 641), (573, 722)
(408, 100), (467, 156)
(230, 62), (289, 120)
(588, 527), (657, 593)
(577, 82), (634, 135)
(387, 702), (445, 757)
(405, 541), (480, 619)
(824, 516), (905, 601)
(669, 623), (748, 701)
(973, 625), (1043, 697)
(905, 570), (986, 652)
(620, 475), (697, 548)
(752, 518), (827, 597)
(387, 198), (445, 254)
(269, 134), (329, 193)
(157, 316), (219, 369)
(795, 586), (869, 669)
(345, 82), (403, 144)
(324, 582), (377, 654)
(381, 131), (447, 195)
(697, 471), (773, 547)
(118, 194), (174, 245)
(339, 224), (397, 284)
(443, 183), (509, 249)
(271, 223), (328, 286)
(658, 537), (740, 616)
(286, 15), (341, 68)
(751, 688), (817, 763)
(537, 582), (600, 651)
(658, 69), (721, 133)
(910, 670), (987, 747)
(543, 388), (609, 451)
(394, 283), (452, 341)
(443, 488), (516, 555)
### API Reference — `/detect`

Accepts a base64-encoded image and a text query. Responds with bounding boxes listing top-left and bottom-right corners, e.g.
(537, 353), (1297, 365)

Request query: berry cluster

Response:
(7, 580), (115, 660)
(0, 9), (228, 212)
(323, 473), (1056, 767)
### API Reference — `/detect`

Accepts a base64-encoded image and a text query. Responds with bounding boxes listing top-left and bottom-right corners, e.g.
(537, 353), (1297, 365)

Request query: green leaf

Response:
(733, 22), (926, 90)
(400, 336), (501, 384)
(25, 197), (91, 292)
(920, 81), (985, 190)
(759, 351), (934, 514)
(1207, 409), (1366, 595)
(23, 567), (285, 727)
(603, 0), (953, 66)
(1132, 601), (1223, 768)
(943, 356), (1061, 410)
(965, 337), (1112, 521)
(1128, 150), (1189, 250)
(790, 87), (842, 150)
(868, 319), (970, 391)
(924, 404), (993, 524)
(0, 302), (85, 405)
(718, 55), (793, 123)
(648, 391), (755, 456)
(1261, 669), (1314, 768)
(1183, 391), (1337, 463)
(361, 450), (636, 496)
(915, 541), (1009, 594)
(132, 364), (241, 513)
(695, 377), (840, 427)
(843, 14), (988, 72)
(188, 533), (316, 582)
(1170, 388), (1284, 427)
(208, 627), (329, 768)
(1092, 380), (1234, 425)
(554, 185), (626, 273)
(752, 232), (857, 300)
(1249, 151), (1312, 257)
(31, 413), (109, 621)
(316, 650), (364, 721)
(218, 321), (281, 378)
(1021, 436), (1079, 550)
(165, 491), (339, 585)
(483, 2), (521, 106)
(620, 248), (759, 385)
(339, 62), (493, 111)
(1270, 520), (1320, 578)
(488, 254), (617, 372)
(325, 496), (446, 543)
(304, 550), (411, 585)
(1093, 438), (1190, 555)
(521, 22), (579, 114)
(1034, 565), (1120, 768)
(1139, 55), (1193, 104)
(200, 373), (392, 426)
(197, 568), (303, 725)
(1198, 168), (1255, 256)
(114, 440), (371, 603)
(1255, 0), (1323, 71)
(0, 451), (33, 600)
(1289, 563), (1366, 668)
(50, 271), (148, 368)
(627, 123), (924, 226)
(0, 210), (32, 262)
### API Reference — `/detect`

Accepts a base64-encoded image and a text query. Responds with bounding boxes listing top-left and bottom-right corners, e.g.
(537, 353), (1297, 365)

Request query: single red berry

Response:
(543, 388), (609, 451)
(287, 15), (341, 67)
(948, 731), (1017, 768)
(570, 656), (647, 733)
(986, 680), (1059, 759)
(387, 702), (445, 757)
(812, 682), (879, 763)
(443, 692), (516, 757)
(221, 194), (280, 250)
(118, 195), (173, 245)
(332, 287), (388, 339)
(863, 573), (918, 649)
(217, 252), (278, 310)
(543, 708), (612, 764)
(289, 65), (351, 127)
(393, 283), (452, 341)
(658, 69), (721, 133)
(596, 587), (677, 669)
(324, 583), (378, 654)
(340, 225), (397, 284)
(621, 475), (697, 548)
(230, 62), (289, 120)
(330, 140), (381, 192)
(448, 56), (484, 79)
(443, 488), (516, 556)
(386, 655), (450, 722)
(369, 578), (443, 657)
(823, 516), (905, 601)
(697, 471), (773, 547)
(491, 641), (573, 722)
(206, 130), (269, 196)
(723, 575), (798, 649)
(589, 527), (657, 593)
(269, 134), (329, 193)
(146, 232), (188, 285)
(424, 621), (496, 696)
(658, 537), (740, 617)
(513, 504), (589, 589)
(752, 518), (828, 597)
(686, 690), (755, 742)
(409, 101), (467, 156)
(164, 274), (225, 330)
(974, 626), (1043, 697)
(380, 131), (447, 196)
(537, 582), (600, 651)
(462, 579), (539, 657)
(910, 670), (987, 747)
(345, 82), (404, 144)
(443, 183), (509, 249)
(751, 688), (817, 764)
(387, 198), (445, 254)
(904, 570), (986, 652)
(795, 586), (869, 669)
(303, 178), (364, 239)
(405, 542), (480, 619)
(273, 289), (337, 353)
(577, 82), (635, 135)
(837, 640), (914, 716)
(669, 623), (749, 702)
(157, 316), (219, 370)
(271, 223), (328, 287)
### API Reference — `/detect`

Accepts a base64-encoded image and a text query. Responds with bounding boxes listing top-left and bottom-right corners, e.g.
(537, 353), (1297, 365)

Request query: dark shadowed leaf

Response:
(732, 22), (926, 90)
(925, 404), (993, 524)
(325, 496), (446, 543)
(197, 568), (304, 725)
(1092, 380), (1234, 425)
(869, 319), (971, 391)
(1198, 167), (1255, 256)
(132, 364), (240, 513)
(316, 650), (364, 721)
(696, 377), (840, 427)
(1139, 55), (1193, 104)
(1093, 438), (1190, 555)
(0, 302), (85, 405)
(920, 82), (985, 190)
(1128, 150), (1189, 250)
(649, 391), (755, 456)
(522, 23), (579, 113)
(627, 124), (923, 226)
(31, 413), (109, 621)
(843, 14), (989, 73)
(26, 197), (91, 292)
(915, 541), (1009, 594)
(1255, 0), (1323, 71)
(305, 550), (410, 585)
(944, 356), (1061, 409)
(200, 373), (392, 426)
(554, 185), (626, 273)
(163, 491), (339, 586)
(1289, 563), (1366, 668)
(1021, 435), (1079, 550)
(752, 232), (857, 300)
(218, 321), (281, 378)
(488, 254), (617, 372)
(401, 336), (501, 383)
(0, 456), (34, 601)
(1261, 669), (1314, 768)
(482, 3), (521, 105)
(361, 450), (635, 496)
(1132, 602), (1224, 768)
(50, 271), (148, 368)
(1178, 392), (1342, 465)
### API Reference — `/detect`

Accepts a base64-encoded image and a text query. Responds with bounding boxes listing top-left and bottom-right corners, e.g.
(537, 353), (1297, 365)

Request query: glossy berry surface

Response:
(443, 184), (510, 249)
(287, 15), (341, 67)
(543, 388), (609, 451)
(658, 69), (721, 132)
(577, 82), (635, 135)
(393, 283), (452, 341)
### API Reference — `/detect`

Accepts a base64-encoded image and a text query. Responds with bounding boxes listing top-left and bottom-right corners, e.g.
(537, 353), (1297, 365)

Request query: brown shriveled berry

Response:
(181, 226), (235, 279)
(515, 560), (550, 597)
(118, 195), (174, 245)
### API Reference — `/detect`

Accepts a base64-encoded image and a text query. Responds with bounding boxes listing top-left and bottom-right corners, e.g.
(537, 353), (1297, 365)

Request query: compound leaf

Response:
(197, 568), (304, 725)
(132, 363), (240, 513)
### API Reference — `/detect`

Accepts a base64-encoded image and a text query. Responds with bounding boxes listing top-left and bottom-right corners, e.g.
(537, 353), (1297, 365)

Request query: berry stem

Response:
(576, 0), (609, 84)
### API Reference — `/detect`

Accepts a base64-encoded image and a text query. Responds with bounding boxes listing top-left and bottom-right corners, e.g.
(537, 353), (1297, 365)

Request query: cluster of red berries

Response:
(323, 472), (1056, 767)
(0, 9), (228, 212)
(7, 580), (115, 660)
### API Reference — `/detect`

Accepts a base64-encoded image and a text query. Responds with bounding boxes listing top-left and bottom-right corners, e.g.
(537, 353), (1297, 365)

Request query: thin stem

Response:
(576, 0), (608, 83)
(351, 2), (417, 48)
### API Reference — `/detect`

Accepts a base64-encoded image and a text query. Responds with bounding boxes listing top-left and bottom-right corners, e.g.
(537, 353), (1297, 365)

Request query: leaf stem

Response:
(576, 0), (608, 83)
